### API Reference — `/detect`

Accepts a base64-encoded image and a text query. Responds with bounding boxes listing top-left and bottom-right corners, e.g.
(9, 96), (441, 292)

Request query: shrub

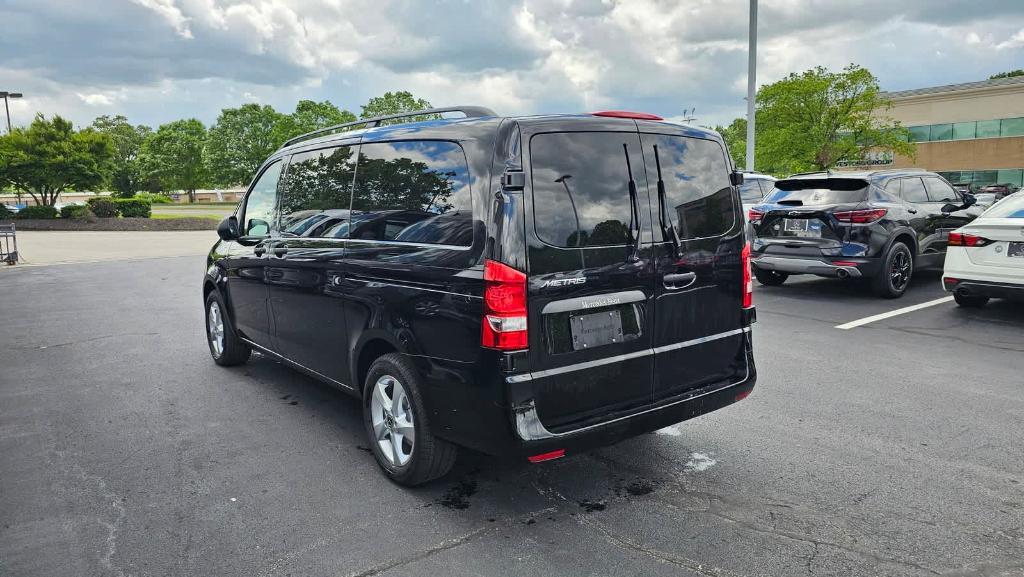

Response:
(16, 205), (59, 219)
(135, 192), (173, 204)
(115, 198), (152, 218)
(0, 204), (12, 219)
(60, 204), (94, 219)
(88, 198), (118, 218)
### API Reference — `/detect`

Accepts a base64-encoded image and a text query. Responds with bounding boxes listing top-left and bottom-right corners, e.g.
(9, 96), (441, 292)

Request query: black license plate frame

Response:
(1008, 242), (1024, 258)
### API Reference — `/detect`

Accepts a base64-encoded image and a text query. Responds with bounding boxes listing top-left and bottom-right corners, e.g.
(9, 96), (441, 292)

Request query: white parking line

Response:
(835, 296), (954, 330)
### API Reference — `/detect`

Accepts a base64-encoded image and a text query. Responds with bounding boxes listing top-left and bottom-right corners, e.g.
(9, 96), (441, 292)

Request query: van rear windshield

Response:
(530, 132), (644, 248)
(764, 178), (869, 205)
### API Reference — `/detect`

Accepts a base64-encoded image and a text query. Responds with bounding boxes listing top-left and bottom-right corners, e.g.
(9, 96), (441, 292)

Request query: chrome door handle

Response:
(272, 246), (288, 258)
(908, 208), (918, 214)
(663, 272), (697, 289)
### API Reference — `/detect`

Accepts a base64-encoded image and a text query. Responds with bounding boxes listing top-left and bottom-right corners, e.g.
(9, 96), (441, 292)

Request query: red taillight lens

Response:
(748, 208), (764, 225)
(833, 209), (887, 223)
(741, 242), (753, 309)
(948, 232), (991, 247)
(528, 449), (565, 463)
(591, 110), (664, 120)
(482, 260), (528, 350)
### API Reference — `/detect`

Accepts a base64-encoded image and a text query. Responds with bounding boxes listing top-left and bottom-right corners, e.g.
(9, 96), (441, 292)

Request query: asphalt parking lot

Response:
(2, 256), (1023, 577)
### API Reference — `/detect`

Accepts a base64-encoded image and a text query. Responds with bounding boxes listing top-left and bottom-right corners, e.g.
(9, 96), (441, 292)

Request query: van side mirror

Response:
(962, 192), (977, 207)
(730, 171), (744, 186)
(217, 215), (239, 241)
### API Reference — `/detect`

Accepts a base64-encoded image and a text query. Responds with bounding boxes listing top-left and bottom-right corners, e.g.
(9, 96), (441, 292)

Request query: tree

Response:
(715, 117), (747, 168)
(91, 114), (152, 197)
(990, 69), (1024, 79)
(205, 104), (285, 186)
(359, 91), (435, 124)
(0, 114), (113, 206)
(751, 64), (914, 174)
(140, 119), (208, 203)
(272, 99), (357, 145)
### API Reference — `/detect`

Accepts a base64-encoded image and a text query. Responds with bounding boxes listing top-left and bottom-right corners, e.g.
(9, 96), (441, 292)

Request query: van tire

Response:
(872, 242), (913, 298)
(205, 292), (251, 366)
(363, 353), (456, 486)
(754, 269), (788, 286)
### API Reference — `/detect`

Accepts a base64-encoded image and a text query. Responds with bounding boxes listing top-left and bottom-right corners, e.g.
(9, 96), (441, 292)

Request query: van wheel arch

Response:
(354, 338), (399, 393)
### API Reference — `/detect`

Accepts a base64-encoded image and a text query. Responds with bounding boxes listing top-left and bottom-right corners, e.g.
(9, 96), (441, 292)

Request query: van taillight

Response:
(741, 242), (753, 309)
(481, 260), (528, 350)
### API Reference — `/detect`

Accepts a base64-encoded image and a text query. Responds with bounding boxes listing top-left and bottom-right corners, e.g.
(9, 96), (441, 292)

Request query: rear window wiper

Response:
(623, 143), (642, 263)
(653, 144), (682, 257)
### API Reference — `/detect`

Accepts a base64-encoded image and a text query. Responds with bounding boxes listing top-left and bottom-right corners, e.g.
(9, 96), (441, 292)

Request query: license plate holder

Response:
(1009, 242), (1024, 258)
(784, 218), (808, 232)
(570, 309), (624, 351)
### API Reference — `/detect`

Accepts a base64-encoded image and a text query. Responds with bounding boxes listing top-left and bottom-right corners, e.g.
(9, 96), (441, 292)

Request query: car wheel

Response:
(363, 353), (456, 486)
(754, 268), (789, 286)
(205, 292), (251, 366)
(953, 292), (989, 308)
(872, 242), (913, 298)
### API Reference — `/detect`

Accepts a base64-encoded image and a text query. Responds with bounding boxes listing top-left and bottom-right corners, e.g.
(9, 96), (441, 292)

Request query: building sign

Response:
(836, 151), (894, 168)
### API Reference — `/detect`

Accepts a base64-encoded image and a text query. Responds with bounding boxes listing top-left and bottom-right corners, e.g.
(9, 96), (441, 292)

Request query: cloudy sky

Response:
(2, 0), (1023, 130)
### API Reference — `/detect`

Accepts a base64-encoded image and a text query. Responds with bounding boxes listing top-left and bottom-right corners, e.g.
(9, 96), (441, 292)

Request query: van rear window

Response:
(764, 178), (869, 205)
(530, 132), (645, 248)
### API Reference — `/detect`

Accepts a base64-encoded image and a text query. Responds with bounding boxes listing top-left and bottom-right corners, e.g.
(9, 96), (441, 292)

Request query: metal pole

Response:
(745, 0), (757, 171)
(3, 96), (10, 134)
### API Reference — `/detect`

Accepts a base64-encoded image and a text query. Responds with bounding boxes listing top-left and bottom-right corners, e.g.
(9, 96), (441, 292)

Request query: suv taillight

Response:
(748, 208), (764, 225)
(833, 209), (887, 223)
(481, 260), (528, 350)
(948, 232), (992, 247)
(741, 242), (753, 309)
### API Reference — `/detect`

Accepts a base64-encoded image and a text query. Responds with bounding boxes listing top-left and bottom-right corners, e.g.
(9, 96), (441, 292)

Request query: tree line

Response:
(0, 91), (431, 206)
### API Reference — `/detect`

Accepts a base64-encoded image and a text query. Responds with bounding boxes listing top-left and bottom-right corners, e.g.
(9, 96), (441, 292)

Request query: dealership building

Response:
(864, 75), (1024, 188)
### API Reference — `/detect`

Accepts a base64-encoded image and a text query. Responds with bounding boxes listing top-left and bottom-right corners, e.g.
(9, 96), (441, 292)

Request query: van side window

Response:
(241, 161), (283, 237)
(349, 140), (473, 246)
(900, 177), (929, 203)
(277, 146), (357, 237)
(647, 135), (736, 240)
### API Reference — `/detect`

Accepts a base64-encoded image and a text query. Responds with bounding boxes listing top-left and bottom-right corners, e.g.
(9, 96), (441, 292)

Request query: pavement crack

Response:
(28, 332), (160, 350)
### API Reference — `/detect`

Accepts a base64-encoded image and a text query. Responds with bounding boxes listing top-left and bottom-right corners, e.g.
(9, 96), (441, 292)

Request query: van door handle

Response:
(253, 245), (267, 257)
(272, 246), (288, 258)
(908, 208), (918, 214)
(663, 272), (697, 289)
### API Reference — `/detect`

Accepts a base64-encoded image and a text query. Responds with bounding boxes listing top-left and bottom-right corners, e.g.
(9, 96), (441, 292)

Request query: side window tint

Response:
(242, 161), (282, 237)
(350, 141), (473, 246)
(278, 146), (357, 237)
(924, 177), (958, 202)
(900, 177), (929, 203)
(647, 134), (736, 240)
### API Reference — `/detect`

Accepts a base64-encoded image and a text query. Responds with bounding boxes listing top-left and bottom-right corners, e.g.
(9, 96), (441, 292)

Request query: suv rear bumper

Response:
(751, 254), (883, 279)
(943, 277), (1024, 300)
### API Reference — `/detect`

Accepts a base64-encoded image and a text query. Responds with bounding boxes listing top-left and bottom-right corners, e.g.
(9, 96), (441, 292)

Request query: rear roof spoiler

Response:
(774, 177), (870, 191)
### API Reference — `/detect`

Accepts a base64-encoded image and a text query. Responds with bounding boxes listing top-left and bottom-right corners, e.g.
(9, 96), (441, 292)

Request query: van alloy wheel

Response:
(207, 300), (225, 358)
(370, 375), (415, 466)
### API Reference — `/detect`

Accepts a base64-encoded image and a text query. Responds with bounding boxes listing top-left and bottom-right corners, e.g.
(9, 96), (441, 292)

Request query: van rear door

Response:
(522, 122), (658, 432)
(637, 128), (750, 401)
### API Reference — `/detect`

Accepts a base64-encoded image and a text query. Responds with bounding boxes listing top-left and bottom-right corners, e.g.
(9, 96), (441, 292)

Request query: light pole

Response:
(0, 91), (23, 134)
(745, 0), (757, 171)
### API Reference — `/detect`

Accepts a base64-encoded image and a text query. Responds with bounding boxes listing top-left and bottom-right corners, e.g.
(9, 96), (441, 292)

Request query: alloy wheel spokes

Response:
(370, 374), (414, 466)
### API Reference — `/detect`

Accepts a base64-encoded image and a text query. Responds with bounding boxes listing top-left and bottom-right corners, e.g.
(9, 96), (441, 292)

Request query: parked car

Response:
(202, 106), (757, 485)
(1, 204), (20, 215)
(739, 171), (776, 219)
(977, 183), (1020, 202)
(748, 168), (981, 298)
(972, 192), (998, 209)
(942, 191), (1024, 307)
(951, 182), (973, 195)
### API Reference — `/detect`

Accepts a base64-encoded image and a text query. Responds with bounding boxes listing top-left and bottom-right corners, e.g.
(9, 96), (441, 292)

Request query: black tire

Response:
(954, 292), (989, 308)
(363, 353), (456, 486)
(872, 242), (913, 298)
(754, 268), (789, 286)
(205, 291), (251, 366)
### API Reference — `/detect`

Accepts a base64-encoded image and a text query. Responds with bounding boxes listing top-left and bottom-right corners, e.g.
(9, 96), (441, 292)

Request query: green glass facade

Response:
(938, 168), (1024, 187)
(907, 116), (1024, 142)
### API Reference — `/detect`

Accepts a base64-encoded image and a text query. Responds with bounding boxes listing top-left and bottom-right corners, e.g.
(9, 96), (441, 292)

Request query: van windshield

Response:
(529, 132), (642, 248)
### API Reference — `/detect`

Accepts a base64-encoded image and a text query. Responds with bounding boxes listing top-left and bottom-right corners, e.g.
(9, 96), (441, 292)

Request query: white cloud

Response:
(76, 93), (114, 106)
(996, 28), (1024, 49)
(131, 0), (194, 39)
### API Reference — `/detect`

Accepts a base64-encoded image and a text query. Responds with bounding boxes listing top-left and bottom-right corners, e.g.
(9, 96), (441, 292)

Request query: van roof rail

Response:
(282, 105), (498, 148)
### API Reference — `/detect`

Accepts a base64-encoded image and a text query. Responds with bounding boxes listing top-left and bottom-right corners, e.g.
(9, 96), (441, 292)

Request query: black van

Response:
(203, 106), (757, 485)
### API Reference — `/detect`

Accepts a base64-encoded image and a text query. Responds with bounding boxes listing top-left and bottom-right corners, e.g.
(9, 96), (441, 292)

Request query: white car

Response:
(942, 191), (1024, 307)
